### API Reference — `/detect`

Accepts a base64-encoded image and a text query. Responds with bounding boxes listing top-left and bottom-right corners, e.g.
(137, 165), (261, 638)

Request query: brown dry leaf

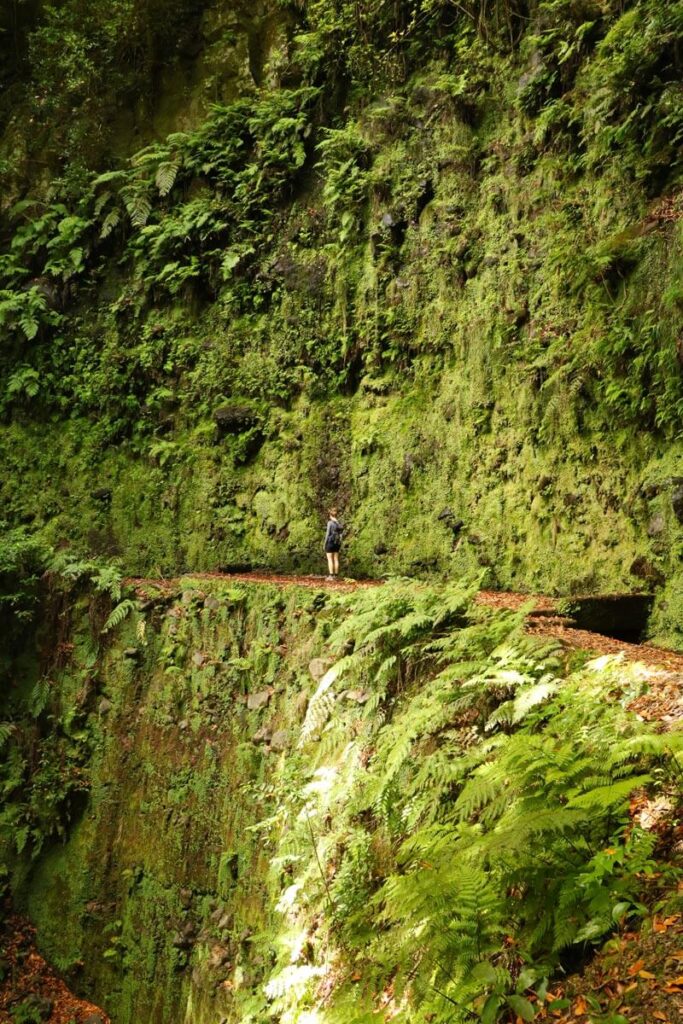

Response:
(638, 969), (656, 979)
(628, 959), (646, 975)
(653, 1013), (668, 1022)
(573, 995), (587, 1014)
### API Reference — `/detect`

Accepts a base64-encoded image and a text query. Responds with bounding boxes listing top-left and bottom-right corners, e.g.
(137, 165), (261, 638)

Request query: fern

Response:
(6, 366), (41, 401)
(29, 677), (51, 718)
(90, 562), (124, 601)
(155, 161), (180, 197)
(102, 598), (136, 634)
(100, 208), (121, 239)
(122, 186), (152, 227)
(0, 722), (15, 748)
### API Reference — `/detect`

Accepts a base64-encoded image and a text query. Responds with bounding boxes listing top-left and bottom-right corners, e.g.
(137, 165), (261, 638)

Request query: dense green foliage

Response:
(1, 577), (681, 1022)
(0, 0), (682, 640)
(2, 5), (683, 1018)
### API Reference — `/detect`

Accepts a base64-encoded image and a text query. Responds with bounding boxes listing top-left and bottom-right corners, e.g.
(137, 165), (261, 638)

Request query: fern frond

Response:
(0, 722), (15, 747)
(29, 677), (51, 717)
(102, 598), (136, 634)
(155, 161), (180, 197)
(100, 208), (121, 239)
(122, 187), (152, 227)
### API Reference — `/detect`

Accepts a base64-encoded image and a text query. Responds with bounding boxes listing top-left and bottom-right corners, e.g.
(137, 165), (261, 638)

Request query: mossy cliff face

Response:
(8, 578), (326, 1024)
(2, 577), (682, 1024)
(2, 2), (683, 640)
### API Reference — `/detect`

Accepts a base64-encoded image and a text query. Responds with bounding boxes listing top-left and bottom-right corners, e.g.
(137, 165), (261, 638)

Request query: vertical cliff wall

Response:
(2, 575), (681, 1024)
(1, 2), (683, 641)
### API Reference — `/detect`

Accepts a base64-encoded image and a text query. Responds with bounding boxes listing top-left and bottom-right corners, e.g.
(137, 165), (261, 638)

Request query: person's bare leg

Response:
(326, 553), (335, 577)
(332, 553), (340, 576)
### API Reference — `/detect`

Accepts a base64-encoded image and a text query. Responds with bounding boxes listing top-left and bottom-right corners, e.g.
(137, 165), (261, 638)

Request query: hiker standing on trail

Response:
(323, 508), (344, 579)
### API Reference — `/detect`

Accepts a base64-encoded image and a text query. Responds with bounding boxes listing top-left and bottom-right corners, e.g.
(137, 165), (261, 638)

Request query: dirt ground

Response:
(0, 911), (109, 1024)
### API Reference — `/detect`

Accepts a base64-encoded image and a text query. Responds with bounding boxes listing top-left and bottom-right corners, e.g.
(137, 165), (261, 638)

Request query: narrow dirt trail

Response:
(0, 912), (109, 1024)
(128, 571), (683, 723)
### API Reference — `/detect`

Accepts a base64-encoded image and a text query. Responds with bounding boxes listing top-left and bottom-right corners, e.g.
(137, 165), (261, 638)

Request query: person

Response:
(323, 508), (344, 579)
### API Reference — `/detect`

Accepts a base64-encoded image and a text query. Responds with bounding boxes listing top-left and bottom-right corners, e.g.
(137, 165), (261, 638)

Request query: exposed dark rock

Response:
(647, 513), (666, 537)
(252, 726), (272, 745)
(90, 488), (112, 502)
(561, 594), (655, 643)
(640, 480), (661, 500)
(247, 688), (273, 711)
(415, 178), (434, 220)
(214, 404), (260, 435)
(630, 557), (665, 587)
(182, 590), (205, 604)
(156, 414), (175, 435)
(98, 698), (112, 716)
(672, 485), (683, 523)
(400, 453), (414, 487)
(437, 508), (464, 535)
(374, 542), (388, 555)
(218, 562), (254, 574)
(308, 657), (331, 681)
(269, 729), (289, 751)
(204, 595), (221, 611)
(192, 651), (207, 668)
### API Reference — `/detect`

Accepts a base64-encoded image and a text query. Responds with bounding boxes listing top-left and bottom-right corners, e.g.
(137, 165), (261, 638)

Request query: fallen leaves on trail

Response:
(533, 914), (683, 1024)
(0, 911), (109, 1024)
(627, 677), (683, 725)
(128, 574), (683, 724)
(476, 589), (558, 613)
(128, 570), (379, 596)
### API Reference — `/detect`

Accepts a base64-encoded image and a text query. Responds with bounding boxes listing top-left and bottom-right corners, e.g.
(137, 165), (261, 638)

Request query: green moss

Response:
(4, 574), (681, 1024)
